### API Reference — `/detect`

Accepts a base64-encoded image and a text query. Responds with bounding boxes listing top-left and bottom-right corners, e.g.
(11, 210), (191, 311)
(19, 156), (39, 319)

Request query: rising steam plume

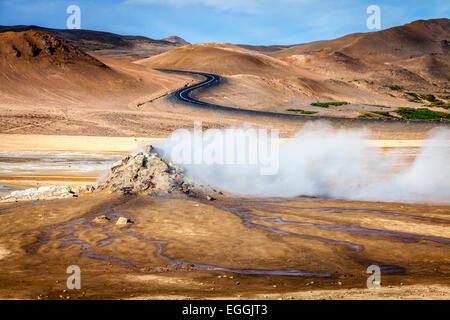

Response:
(157, 122), (450, 204)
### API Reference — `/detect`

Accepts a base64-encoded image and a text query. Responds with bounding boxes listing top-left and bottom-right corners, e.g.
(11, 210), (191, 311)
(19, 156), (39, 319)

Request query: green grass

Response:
(425, 99), (450, 109)
(310, 102), (348, 108)
(420, 94), (437, 102)
(394, 107), (450, 120)
(286, 108), (318, 114)
(429, 101), (450, 109)
(358, 111), (399, 119)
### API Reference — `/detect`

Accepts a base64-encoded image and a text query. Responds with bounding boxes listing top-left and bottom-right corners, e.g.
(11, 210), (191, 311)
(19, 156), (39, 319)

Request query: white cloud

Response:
(126, 0), (312, 13)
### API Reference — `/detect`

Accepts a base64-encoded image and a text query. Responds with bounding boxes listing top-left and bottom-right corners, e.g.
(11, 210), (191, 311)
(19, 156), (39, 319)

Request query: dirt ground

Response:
(0, 191), (448, 300)
(1, 21), (449, 301)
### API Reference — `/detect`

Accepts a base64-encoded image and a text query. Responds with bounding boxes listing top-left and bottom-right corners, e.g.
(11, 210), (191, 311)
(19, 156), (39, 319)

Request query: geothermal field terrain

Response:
(0, 18), (449, 300)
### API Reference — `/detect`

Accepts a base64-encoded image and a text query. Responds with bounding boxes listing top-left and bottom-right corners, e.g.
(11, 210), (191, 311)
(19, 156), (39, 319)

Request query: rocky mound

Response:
(0, 145), (221, 203)
(0, 30), (107, 68)
(99, 145), (218, 198)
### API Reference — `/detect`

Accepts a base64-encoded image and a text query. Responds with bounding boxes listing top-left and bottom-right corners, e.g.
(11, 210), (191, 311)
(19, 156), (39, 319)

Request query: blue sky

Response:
(0, 0), (448, 45)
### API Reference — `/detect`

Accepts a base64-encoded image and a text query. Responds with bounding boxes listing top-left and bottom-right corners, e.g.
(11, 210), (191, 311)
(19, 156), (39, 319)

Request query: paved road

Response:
(156, 68), (306, 119)
(156, 69), (448, 124)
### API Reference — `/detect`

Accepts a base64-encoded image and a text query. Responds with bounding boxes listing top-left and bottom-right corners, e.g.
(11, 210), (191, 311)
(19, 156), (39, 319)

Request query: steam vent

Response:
(0, 146), (222, 202)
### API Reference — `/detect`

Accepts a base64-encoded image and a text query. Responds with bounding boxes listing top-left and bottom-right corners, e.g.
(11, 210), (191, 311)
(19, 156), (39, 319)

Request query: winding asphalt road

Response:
(156, 68), (306, 119)
(156, 69), (447, 124)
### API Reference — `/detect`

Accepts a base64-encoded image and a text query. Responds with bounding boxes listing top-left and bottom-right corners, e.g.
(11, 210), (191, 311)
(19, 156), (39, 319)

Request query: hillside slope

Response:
(273, 19), (450, 90)
(0, 30), (190, 110)
(0, 25), (187, 58)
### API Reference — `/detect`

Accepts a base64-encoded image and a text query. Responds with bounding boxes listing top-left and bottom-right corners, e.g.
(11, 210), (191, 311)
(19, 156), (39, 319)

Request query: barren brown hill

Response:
(137, 42), (416, 112)
(0, 30), (196, 136)
(0, 30), (190, 109)
(0, 25), (181, 58)
(0, 20), (448, 136)
(274, 19), (449, 62)
(273, 19), (450, 91)
(137, 42), (305, 76)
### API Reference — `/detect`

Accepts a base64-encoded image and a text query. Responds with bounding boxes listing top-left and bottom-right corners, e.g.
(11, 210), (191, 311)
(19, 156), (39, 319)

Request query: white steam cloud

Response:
(157, 122), (450, 204)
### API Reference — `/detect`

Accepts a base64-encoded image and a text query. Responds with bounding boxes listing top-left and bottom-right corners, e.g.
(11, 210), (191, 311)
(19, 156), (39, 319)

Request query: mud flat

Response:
(0, 135), (162, 188)
(0, 135), (448, 299)
(1, 134), (436, 152)
(0, 191), (448, 300)
(0, 135), (162, 154)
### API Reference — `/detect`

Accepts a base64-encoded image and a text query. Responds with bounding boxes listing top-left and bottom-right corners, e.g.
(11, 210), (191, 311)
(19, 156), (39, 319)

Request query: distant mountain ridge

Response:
(0, 25), (189, 57)
(162, 36), (190, 46)
(273, 18), (450, 62)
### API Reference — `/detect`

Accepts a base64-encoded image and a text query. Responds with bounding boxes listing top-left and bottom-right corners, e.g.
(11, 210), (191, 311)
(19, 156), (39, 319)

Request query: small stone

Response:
(92, 215), (110, 224)
(116, 217), (133, 225)
(206, 195), (216, 201)
(337, 281), (343, 286)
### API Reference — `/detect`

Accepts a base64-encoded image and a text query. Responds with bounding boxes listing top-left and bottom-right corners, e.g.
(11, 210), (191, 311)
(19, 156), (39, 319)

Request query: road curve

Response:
(156, 68), (306, 119)
(155, 69), (448, 124)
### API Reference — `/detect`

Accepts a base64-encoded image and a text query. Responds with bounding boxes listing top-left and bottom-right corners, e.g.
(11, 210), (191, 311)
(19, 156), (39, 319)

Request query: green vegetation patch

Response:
(358, 111), (399, 119)
(420, 94), (437, 102)
(286, 108), (318, 114)
(388, 85), (403, 91)
(394, 107), (450, 120)
(427, 100), (450, 109)
(310, 102), (348, 108)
